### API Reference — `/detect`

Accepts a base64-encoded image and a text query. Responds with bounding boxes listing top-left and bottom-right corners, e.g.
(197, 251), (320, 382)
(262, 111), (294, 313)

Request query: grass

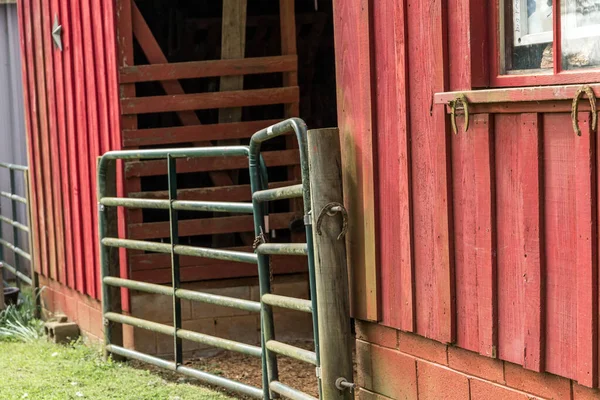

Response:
(0, 340), (234, 400)
(0, 288), (44, 342)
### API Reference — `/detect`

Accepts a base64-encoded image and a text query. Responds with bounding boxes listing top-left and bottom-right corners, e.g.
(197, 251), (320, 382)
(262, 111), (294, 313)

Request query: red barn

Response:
(15, 0), (600, 398)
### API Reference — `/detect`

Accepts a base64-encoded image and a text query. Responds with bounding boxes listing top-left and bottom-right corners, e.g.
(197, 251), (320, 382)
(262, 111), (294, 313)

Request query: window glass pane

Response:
(503, 0), (554, 73)
(561, 0), (600, 70)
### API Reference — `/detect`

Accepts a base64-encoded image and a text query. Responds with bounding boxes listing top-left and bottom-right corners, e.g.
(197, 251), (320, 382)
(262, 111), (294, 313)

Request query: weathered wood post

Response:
(0, 263), (4, 311)
(308, 128), (354, 400)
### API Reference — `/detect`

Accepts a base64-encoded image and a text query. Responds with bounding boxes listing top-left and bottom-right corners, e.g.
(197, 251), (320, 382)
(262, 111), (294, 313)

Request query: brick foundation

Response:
(39, 274), (314, 358)
(355, 320), (600, 400)
(38, 275), (104, 343)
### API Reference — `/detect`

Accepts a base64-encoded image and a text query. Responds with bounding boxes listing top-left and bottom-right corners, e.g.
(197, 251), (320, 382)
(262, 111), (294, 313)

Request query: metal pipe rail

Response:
(98, 118), (321, 400)
(0, 162), (36, 291)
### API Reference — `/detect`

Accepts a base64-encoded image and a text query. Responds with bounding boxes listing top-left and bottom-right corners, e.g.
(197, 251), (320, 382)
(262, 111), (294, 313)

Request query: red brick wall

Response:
(38, 275), (104, 342)
(356, 321), (600, 400)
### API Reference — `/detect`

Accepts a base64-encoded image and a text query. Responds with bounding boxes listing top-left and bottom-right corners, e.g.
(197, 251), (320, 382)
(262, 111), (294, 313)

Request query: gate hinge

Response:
(315, 366), (321, 379)
(304, 211), (312, 226)
(98, 203), (105, 212)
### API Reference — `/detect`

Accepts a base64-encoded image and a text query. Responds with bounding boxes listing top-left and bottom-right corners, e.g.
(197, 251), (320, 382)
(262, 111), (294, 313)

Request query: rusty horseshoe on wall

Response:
(571, 85), (598, 136)
(449, 94), (470, 135)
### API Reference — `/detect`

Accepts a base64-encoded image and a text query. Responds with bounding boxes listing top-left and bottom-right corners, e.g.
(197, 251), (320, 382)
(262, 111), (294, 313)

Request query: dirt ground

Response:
(131, 340), (323, 399)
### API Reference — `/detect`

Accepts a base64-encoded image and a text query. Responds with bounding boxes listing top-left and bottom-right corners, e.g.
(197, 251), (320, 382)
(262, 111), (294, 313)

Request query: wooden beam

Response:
(434, 83), (600, 104)
(120, 87), (300, 115)
(219, 0), (247, 125)
(129, 212), (297, 240)
(123, 119), (281, 147)
(308, 128), (353, 400)
(124, 149), (300, 178)
(119, 56), (297, 84)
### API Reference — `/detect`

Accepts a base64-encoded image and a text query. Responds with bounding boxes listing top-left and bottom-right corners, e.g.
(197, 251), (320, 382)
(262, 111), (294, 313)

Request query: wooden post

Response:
(0, 264), (4, 311)
(24, 170), (40, 317)
(308, 128), (354, 400)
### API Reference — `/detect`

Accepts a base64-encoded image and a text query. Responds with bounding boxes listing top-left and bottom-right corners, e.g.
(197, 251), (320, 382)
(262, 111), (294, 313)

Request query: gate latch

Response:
(335, 377), (356, 392)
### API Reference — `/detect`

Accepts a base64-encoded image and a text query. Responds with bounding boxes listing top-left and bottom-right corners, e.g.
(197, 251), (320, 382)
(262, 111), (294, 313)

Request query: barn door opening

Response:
(114, 0), (339, 397)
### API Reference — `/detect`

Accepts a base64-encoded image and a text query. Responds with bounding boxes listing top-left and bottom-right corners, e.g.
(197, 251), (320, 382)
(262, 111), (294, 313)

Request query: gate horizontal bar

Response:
(1, 262), (32, 285)
(106, 345), (263, 398)
(261, 294), (312, 313)
(0, 192), (27, 204)
(102, 238), (258, 264)
(177, 329), (262, 357)
(0, 239), (32, 261)
(252, 184), (303, 203)
(103, 277), (173, 295)
(176, 288), (261, 313)
(100, 197), (254, 213)
(255, 243), (308, 256)
(265, 340), (317, 365)
(105, 312), (262, 357)
(103, 277), (261, 312)
(0, 216), (29, 233)
(269, 381), (318, 400)
(101, 146), (249, 161)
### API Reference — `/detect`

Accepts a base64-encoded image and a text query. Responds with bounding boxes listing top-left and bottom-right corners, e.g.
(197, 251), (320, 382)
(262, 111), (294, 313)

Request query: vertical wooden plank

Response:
(447, 0), (489, 89)
(332, 0), (379, 321)
(70, 0), (92, 293)
(520, 113), (544, 372)
(473, 115), (497, 358)
(451, 114), (496, 355)
(496, 114), (525, 365)
(17, 0), (44, 275)
(41, 0), (67, 285)
(59, 0), (85, 292)
(279, 0), (303, 231)
(118, 0), (140, 310)
(373, 0), (414, 332)
(51, 0), (75, 288)
(80, 0), (100, 298)
(31, 0), (57, 279)
(90, 0), (112, 297)
(219, 0), (246, 124)
(407, 0), (454, 342)
(575, 113), (598, 387)
(103, 0), (126, 310)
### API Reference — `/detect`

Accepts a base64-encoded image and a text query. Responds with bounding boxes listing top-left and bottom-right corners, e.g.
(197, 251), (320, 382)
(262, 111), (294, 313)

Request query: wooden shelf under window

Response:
(435, 83), (600, 114)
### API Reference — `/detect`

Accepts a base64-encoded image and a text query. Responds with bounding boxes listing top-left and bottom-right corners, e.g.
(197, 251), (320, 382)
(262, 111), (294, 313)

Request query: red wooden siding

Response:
(17, 0), (122, 300)
(333, 0), (600, 388)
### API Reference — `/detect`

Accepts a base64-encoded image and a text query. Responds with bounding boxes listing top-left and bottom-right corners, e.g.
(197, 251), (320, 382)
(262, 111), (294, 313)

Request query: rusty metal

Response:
(449, 94), (470, 134)
(571, 85), (598, 136)
(315, 202), (348, 240)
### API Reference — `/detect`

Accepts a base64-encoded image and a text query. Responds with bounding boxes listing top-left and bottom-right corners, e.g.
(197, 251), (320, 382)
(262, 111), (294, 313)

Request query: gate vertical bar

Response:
(249, 151), (278, 399)
(9, 168), (20, 289)
(168, 154), (183, 364)
(308, 128), (354, 399)
(98, 158), (123, 359)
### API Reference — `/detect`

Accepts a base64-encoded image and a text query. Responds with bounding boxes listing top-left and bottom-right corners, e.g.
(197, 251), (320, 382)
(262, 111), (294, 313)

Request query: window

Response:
(495, 0), (600, 85)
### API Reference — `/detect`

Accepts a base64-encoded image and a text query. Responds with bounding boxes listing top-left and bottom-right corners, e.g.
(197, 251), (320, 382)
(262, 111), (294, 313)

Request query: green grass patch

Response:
(0, 340), (233, 400)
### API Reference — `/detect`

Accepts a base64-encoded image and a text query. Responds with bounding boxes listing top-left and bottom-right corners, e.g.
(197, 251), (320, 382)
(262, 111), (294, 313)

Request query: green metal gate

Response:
(98, 119), (348, 400)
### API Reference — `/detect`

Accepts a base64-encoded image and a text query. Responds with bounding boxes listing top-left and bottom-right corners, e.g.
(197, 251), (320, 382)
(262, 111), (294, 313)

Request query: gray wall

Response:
(0, 4), (30, 279)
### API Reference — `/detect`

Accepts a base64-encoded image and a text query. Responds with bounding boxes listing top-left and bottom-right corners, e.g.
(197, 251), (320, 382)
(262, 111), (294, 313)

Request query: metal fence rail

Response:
(98, 118), (321, 400)
(0, 162), (35, 288)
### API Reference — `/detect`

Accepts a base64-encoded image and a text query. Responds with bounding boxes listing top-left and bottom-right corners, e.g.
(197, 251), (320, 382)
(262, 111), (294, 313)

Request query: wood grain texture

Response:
(120, 87), (300, 115)
(332, 0), (379, 322)
(574, 113), (598, 387)
(17, 0), (45, 275)
(372, 0), (414, 332)
(520, 113), (544, 372)
(452, 114), (496, 356)
(50, 0), (74, 288)
(407, 0), (454, 342)
(495, 114), (544, 369)
(119, 55), (297, 83)
(31, 0), (55, 279)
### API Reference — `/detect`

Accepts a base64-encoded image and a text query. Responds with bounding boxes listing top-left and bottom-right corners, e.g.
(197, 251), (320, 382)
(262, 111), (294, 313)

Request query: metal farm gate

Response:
(98, 119), (354, 400)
